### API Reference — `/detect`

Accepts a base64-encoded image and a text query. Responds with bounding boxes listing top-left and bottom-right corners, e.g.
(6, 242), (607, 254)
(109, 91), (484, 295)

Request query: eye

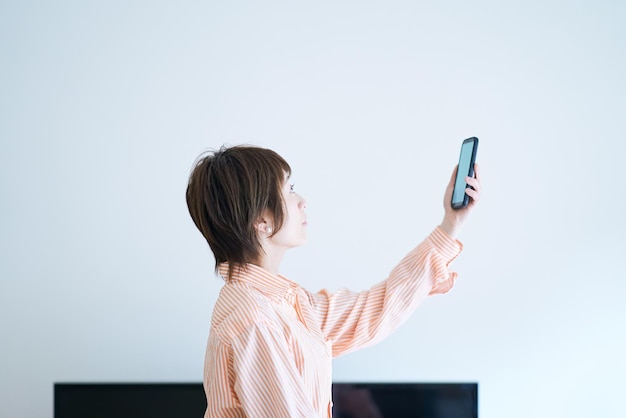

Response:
(289, 183), (295, 193)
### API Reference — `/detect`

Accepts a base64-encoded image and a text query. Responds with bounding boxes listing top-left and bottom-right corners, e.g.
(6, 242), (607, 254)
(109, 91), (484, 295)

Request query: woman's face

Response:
(269, 175), (308, 249)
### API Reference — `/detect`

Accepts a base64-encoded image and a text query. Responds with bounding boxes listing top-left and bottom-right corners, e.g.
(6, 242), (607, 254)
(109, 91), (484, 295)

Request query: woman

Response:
(186, 145), (481, 418)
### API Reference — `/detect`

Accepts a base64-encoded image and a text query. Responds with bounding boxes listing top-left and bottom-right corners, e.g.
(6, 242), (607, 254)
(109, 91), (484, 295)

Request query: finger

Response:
(465, 176), (481, 193)
(466, 163), (481, 190)
(465, 187), (480, 203)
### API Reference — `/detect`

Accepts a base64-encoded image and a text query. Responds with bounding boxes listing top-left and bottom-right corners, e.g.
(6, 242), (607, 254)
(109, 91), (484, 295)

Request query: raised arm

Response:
(311, 163), (481, 357)
(311, 227), (462, 357)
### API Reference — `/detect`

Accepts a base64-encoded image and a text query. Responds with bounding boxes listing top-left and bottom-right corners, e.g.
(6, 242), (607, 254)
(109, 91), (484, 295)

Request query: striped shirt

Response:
(203, 226), (462, 418)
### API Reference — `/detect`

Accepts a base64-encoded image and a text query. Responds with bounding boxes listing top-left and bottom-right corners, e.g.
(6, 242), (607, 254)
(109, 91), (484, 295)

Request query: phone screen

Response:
(452, 138), (478, 208)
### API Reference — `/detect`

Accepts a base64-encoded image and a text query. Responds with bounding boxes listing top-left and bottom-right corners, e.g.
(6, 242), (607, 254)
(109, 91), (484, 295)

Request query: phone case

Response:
(451, 137), (479, 209)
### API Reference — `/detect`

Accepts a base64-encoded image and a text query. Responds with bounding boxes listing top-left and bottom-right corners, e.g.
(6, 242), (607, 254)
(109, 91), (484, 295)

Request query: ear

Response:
(255, 214), (273, 235)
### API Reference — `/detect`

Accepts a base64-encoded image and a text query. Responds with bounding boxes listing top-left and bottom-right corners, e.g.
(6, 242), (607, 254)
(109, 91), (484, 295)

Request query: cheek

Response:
(286, 201), (299, 216)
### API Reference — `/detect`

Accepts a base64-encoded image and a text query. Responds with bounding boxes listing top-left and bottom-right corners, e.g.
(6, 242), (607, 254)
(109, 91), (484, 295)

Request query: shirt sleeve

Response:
(230, 322), (319, 418)
(312, 226), (462, 357)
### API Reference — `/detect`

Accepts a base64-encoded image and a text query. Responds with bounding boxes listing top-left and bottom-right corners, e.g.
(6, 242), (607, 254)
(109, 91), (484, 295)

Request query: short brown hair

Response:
(186, 145), (291, 279)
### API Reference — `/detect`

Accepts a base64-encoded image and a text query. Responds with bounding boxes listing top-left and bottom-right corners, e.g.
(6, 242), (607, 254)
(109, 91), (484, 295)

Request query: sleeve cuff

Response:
(427, 226), (463, 295)
(430, 226), (463, 260)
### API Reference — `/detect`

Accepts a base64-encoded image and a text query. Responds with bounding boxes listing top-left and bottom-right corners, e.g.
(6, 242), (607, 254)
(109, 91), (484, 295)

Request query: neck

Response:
(255, 247), (286, 275)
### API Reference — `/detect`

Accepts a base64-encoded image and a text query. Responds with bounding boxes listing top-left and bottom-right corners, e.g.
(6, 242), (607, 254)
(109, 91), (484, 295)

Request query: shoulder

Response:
(210, 282), (279, 344)
(302, 287), (330, 308)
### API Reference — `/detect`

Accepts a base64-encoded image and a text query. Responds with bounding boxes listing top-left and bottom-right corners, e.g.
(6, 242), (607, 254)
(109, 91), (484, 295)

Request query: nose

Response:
(298, 194), (307, 210)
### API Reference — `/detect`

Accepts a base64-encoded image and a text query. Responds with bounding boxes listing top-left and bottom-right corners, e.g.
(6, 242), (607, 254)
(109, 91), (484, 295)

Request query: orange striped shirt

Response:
(203, 226), (462, 418)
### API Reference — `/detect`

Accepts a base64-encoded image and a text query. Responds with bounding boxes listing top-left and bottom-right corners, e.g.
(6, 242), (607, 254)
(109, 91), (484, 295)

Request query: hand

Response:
(440, 163), (482, 239)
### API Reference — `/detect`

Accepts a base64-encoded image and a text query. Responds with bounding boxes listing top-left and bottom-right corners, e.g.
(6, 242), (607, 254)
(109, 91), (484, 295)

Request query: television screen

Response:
(55, 382), (477, 418)
(332, 383), (478, 418)
(54, 383), (206, 418)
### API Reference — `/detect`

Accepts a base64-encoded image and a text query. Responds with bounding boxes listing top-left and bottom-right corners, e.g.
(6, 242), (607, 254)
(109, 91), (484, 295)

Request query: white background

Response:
(1, 1), (625, 417)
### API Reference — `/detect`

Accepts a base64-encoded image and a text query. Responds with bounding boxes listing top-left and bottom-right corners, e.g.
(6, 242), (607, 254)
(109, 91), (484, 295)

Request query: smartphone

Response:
(451, 137), (479, 209)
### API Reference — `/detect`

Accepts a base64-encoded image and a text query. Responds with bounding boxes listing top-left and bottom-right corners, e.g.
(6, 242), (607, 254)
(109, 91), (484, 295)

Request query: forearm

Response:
(439, 216), (462, 240)
(321, 227), (462, 356)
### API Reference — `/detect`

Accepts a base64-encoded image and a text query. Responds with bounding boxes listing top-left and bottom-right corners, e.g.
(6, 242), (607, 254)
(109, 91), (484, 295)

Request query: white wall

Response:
(1, 1), (625, 417)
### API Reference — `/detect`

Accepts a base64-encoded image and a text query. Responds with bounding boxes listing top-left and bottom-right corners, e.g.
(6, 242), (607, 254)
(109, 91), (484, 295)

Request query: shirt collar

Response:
(218, 263), (300, 302)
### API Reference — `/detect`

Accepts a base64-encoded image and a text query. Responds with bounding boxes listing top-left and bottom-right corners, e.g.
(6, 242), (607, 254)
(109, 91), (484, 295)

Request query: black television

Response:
(54, 382), (478, 418)
(332, 382), (478, 418)
(54, 383), (206, 418)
